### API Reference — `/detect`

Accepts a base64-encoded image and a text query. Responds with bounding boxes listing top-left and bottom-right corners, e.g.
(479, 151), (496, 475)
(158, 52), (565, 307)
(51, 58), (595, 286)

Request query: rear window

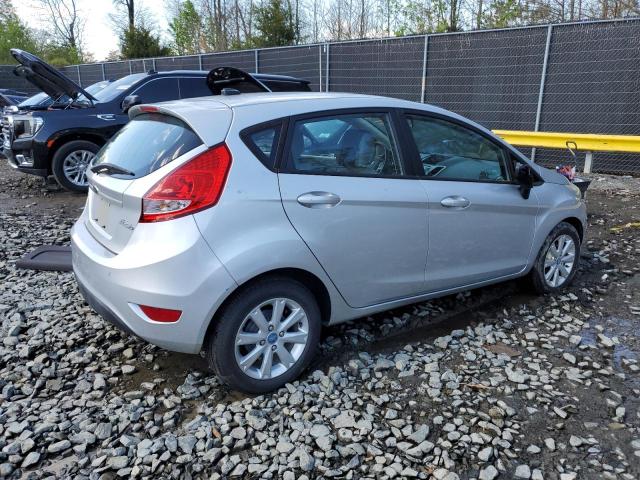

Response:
(92, 113), (202, 179)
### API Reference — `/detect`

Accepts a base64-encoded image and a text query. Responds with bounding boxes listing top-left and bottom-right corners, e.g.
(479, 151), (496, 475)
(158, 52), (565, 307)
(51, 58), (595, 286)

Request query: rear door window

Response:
(92, 113), (202, 178)
(134, 78), (180, 103)
(179, 77), (211, 99)
(285, 112), (404, 177)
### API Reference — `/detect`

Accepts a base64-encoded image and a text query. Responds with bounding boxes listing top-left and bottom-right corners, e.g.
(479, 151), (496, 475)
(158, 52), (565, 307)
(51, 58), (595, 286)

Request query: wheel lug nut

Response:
(260, 340), (265, 345)
(268, 325), (274, 331)
(279, 332), (284, 337)
(271, 345), (277, 351)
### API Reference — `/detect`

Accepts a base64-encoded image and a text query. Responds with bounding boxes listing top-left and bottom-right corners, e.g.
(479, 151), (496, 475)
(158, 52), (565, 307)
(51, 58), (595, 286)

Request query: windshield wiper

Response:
(91, 163), (135, 176)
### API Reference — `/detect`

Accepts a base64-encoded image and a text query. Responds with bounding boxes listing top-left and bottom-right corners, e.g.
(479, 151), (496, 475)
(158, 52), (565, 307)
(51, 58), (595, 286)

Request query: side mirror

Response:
(121, 95), (140, 113)
(516, 164), (535, 199)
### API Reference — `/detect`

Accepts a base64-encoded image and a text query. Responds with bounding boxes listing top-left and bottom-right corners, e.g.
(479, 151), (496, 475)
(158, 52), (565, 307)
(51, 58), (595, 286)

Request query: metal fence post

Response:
(531, 25), (553, 163)
(101, 63), (106, 81)
(325, 44), (330, 92)
(420, 35), (429, 103)
(129, 60), (133, 74)
(255, 50), (259, 73)
(318, 45), (322, 92)
(198, 54), (203, 70)
(76, 65), (81, 85)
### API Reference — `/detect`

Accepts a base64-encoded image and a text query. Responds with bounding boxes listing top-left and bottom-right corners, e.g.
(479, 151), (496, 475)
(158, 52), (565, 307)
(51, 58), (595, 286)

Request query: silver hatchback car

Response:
(71, 92), (587, 393)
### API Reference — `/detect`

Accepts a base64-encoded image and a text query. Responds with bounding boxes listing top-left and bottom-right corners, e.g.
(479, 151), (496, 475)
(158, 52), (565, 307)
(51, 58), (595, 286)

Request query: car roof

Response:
(157, 91), (445, 113)
(133, 92), (488, 146)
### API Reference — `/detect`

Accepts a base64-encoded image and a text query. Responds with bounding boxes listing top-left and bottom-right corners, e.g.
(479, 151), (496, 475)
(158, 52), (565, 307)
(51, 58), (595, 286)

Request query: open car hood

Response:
(206, 67), (271, 94)
(11, 49), (96, 103)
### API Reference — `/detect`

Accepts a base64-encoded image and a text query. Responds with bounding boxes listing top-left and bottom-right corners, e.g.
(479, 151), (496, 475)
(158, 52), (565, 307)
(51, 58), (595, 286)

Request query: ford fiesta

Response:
(71, 91), (587, 393)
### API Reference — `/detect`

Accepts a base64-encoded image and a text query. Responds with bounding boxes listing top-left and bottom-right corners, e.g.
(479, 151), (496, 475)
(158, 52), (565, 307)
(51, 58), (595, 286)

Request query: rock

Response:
(178, 435), (198, 454)
(21, 452), (40, 469)
(515, 465), (531, 479)
(479, 465), (499, 480)
(47, 440), (71, 453)
(478, 446), (493, 462)
(108, 456), (129, 469)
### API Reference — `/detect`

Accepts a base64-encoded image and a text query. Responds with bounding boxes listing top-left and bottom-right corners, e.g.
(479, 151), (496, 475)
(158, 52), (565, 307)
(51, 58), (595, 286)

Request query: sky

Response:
(15, 0), (171, 62)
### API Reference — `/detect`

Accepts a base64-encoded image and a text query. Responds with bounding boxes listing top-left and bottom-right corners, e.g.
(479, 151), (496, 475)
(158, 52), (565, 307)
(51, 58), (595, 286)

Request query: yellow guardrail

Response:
(493, 130), (640, 173)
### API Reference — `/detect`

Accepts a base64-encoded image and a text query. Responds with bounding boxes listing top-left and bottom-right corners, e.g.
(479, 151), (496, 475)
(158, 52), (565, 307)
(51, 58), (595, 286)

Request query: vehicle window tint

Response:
(243, 125), (281, 169)
(405, 115), (510, 182)
(263, 80), (310, 92)
(92, 113), (202, 179)
(134, 78), (179, 104)
(179, 77), (211, 99)
(288, 113), (403, 177)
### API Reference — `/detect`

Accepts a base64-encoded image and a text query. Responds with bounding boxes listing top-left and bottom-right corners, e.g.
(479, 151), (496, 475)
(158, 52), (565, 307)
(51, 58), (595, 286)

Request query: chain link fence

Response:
(2, 18), (640, 174)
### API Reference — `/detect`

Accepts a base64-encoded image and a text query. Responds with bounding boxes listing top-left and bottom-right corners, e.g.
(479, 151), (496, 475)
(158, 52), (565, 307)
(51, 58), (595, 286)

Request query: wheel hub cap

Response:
(543, 234), (576, 288)
(234, 298), (309, 380)
(62, 149), (96, 187)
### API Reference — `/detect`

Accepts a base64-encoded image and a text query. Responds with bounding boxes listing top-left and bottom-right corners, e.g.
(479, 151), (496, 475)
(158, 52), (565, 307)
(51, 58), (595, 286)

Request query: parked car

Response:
(0, 81), (114, 158)
(71, 91), (587, 393)
(3, 49), (310, 192)
(6, 79), (113, 113)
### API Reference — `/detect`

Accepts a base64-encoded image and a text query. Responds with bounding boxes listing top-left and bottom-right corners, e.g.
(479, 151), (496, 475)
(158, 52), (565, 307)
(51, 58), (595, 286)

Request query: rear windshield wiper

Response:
(90, 163), (135, 176)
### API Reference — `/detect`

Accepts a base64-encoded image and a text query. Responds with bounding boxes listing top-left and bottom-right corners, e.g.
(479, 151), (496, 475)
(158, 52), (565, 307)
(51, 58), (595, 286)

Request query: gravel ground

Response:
(1, 163), (639, 480)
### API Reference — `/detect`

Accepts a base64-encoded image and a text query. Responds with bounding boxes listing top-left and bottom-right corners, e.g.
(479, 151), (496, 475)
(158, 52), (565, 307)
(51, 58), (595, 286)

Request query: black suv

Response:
(3, 49), (311, 192)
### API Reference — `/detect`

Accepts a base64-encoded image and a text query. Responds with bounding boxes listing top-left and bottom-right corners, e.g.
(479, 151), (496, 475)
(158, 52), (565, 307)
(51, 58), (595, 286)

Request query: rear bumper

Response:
(71, 211), (238, 354)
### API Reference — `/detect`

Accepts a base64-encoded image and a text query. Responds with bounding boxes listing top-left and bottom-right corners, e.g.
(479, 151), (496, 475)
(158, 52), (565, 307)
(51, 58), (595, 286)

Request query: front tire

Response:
(206, 277), (321, 393)
(528, 222), (581, 294)
(51, 140), (100, 193)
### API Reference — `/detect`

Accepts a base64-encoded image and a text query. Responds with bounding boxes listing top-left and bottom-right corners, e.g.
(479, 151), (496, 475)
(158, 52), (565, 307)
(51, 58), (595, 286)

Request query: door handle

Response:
(297, 191), (341, 208)
(440, 195), (470, 209)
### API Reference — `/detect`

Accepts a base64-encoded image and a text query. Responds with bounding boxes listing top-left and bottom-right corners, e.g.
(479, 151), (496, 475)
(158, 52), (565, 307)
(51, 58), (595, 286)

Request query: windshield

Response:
(92, 113), (203, 178)
(18, 92), (49, 107)
(74, 80), (113, 104)
(92, 73), (146, 103)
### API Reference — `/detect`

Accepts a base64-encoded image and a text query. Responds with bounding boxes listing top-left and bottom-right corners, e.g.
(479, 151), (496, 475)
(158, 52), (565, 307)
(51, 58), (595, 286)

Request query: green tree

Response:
(169, 0), (202, 55)
(252, 0), (296, 47)
(0, 17), (39, 63)
(120, 23), (171, 59)
(482, 0), (521, 28)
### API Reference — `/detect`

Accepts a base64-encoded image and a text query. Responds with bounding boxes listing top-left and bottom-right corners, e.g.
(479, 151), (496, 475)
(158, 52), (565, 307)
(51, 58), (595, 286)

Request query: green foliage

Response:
(120, 25), (171, 59)
(483, 0), (522, 28)
(253, 0), (296, 48)
(0, 15), (39, 63)
(169, 0), (202, 55)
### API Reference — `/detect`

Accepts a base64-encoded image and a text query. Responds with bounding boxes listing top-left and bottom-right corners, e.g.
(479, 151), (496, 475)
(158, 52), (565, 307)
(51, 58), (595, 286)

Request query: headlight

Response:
(15, 116), (44, 138)
(568, 182), (582, 201)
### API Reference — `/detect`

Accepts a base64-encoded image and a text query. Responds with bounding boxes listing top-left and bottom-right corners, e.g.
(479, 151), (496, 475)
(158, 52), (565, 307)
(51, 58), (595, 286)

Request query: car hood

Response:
(11, 49), (96, 103)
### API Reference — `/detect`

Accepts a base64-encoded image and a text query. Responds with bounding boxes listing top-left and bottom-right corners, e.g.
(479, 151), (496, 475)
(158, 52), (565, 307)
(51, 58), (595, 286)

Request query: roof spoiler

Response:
(206, 67), (272, 95)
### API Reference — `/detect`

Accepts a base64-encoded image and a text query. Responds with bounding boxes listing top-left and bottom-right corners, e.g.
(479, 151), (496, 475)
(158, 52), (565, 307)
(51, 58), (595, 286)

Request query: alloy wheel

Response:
(234, 298), (309, 380)
(543, 234), (576, 288)
(62, 150), (95, 187)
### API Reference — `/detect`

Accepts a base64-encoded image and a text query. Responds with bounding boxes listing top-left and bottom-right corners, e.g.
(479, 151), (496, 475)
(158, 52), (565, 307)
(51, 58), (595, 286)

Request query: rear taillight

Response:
(140, 143), (232, 223)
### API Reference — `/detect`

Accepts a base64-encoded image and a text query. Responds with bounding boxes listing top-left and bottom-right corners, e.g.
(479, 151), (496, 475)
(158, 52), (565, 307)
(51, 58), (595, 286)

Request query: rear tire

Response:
(527, 221), (581, 294)
(206, 277), (321, 393)
(52, 140), (100, 193)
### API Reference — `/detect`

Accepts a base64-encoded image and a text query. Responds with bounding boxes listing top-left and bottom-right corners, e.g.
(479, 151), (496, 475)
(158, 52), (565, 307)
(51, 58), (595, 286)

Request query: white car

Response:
(72, 92), (586, 392)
